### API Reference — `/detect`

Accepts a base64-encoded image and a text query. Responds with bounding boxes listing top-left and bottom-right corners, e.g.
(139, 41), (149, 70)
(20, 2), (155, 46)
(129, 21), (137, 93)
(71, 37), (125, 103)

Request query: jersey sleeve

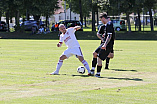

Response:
(68, 27), (76, 35)
(106, 22), (114, 35)
(59, 34), (63, 43)
(97, 25), (103, 35)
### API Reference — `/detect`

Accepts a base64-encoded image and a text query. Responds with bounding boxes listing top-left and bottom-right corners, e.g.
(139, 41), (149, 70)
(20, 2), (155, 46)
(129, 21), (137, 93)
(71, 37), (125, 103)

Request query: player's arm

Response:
(97, 33), (104, 42)
(102, 23), (113, 50)
(97, 25), (104, 42)
(74, 26), (81, 30)
(57, 35), (63, 47)
(101, 33), (112, 49)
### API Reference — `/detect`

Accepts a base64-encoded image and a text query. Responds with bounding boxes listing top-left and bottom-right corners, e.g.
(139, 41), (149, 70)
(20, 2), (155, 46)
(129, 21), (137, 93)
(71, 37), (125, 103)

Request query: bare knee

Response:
(110, 55), (114, 59)
(59, 55), (67, 60)
(108, 53), (114, 59)
(77, 56), (84, 62)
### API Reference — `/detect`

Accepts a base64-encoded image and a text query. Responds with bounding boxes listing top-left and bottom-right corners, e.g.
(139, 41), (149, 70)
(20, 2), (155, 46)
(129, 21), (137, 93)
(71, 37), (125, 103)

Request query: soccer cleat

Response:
(88, 70), (94, 76)
(95, 74), (101, 77)
(88, 73), (93, 76)
(49, 72), (59, 75)
(88, 73), (92, 76)
(90, 70), (95, 75)
(105, 67), (109, 69)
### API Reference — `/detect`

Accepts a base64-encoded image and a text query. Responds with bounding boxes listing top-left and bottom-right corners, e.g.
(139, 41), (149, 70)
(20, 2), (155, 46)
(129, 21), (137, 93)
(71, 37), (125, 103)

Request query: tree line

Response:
(65, 0), (157, 32)
(0, 0), (59, 32)
(0, 0), (157, 32)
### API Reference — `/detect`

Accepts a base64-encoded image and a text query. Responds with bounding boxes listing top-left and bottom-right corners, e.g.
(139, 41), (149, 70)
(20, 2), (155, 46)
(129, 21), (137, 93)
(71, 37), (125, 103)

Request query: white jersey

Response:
(59, 28), (80, 48)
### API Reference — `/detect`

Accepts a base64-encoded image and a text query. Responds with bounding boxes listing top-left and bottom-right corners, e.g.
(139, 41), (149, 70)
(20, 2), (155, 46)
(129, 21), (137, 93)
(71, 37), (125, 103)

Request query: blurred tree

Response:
(132, 0), (144, 31)
(0, 0), (59, 31)
(0, 0), (3, 21)
(99, 0), (117, 16)
(28, 0), (59, 23)
(0, 0), (15, 31)
(144, 0), (157, 31)
(37, 0), (59, 27)
(64, 0), (91, 27)
(108, 0), (135, 32)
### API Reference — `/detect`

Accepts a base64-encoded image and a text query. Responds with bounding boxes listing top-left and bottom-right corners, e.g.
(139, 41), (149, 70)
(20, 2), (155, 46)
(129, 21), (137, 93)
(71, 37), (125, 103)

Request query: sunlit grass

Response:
(0, 39), (157, 104)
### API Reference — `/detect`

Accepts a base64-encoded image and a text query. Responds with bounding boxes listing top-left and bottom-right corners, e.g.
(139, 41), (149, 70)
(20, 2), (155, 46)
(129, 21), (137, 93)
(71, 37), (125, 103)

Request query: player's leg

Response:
(77, 56), (91, 74)
(90, 45), (102, 75)
(74, 47), (91, 74)
(89, 52), (98, 75)
(105, 57), (110, 69)
(105, 50), (114, 69)
(50, 48), (71, 75)
(95, 57), (102, 77)
(50, 55), (67, 75)
(95, 47), (111, 77)
(92, 52), (98, 69)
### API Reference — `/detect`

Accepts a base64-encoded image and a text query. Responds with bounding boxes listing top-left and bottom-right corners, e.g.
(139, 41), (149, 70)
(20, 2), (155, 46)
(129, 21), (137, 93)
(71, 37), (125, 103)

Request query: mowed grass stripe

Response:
(0, 39), (157, 104)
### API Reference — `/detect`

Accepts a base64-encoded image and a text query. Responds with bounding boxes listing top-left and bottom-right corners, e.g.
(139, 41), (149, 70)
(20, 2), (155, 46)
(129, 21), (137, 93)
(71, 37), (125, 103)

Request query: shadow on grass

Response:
(114, 50), (123, 51)
(98, 76), (143, 81)
(70, 74), (142, 81)
(57, 74), (90, 77)
(71, 74), (143, 81)
(71, 74), (90, 77)
(109, 69), (137, 72)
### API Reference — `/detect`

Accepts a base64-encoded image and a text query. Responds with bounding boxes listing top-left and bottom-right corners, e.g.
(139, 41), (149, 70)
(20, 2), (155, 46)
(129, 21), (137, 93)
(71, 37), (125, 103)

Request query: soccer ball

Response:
(77, 66), (85, 74)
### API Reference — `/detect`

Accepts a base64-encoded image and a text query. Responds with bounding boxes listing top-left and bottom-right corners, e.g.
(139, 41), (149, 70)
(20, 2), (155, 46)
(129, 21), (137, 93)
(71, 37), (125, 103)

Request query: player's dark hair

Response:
(99, 12), (108, 19)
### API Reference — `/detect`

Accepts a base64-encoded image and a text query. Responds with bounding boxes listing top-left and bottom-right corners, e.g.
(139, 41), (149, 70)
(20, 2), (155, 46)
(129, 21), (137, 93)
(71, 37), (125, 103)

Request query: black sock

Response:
(92, 58), (97, 67)
(105, 57), (110, 68)
(97, 65), (102, 73)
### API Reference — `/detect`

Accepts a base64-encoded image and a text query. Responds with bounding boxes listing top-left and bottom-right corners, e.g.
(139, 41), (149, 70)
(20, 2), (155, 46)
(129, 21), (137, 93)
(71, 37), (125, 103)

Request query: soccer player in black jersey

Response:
(88, 13), (115, 77)
(105, 17), (115, 69)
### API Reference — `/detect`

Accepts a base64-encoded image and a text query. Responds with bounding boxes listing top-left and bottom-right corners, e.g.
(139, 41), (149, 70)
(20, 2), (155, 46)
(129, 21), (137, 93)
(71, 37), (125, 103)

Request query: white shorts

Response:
(62, 47), (83, 58)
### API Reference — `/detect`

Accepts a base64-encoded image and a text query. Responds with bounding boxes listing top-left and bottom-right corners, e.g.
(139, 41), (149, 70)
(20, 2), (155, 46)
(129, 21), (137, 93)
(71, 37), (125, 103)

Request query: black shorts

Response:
(95, 44), (112, 61)
(100, 42), (114, 53)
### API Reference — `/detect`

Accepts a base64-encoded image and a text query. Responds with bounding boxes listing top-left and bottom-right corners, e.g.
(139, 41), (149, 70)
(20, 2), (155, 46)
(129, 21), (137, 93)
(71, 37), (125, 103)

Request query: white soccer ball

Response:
(77, 66), (85, 74)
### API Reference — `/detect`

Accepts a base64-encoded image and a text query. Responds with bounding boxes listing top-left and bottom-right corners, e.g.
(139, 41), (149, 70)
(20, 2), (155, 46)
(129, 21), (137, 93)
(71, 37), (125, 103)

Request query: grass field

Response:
(0, 39), (157, 104)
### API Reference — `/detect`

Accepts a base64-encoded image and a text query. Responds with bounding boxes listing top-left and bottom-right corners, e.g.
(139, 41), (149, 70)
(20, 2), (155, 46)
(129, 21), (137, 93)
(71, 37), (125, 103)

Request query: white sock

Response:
(55, 60), (63, 73)
(82, 60), (91, 73)
(96, 72), (100, 74)
(92, 67), (95, 70)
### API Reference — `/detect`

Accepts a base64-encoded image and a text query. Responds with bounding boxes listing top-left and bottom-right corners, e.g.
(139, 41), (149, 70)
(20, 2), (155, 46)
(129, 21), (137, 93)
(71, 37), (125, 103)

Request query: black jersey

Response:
(97, 24), (106, 36)
(107, 21), (115, 46)
(97, 22), (115, 47)
(103, 21), (115, 48)
(97, 24), (106, 44)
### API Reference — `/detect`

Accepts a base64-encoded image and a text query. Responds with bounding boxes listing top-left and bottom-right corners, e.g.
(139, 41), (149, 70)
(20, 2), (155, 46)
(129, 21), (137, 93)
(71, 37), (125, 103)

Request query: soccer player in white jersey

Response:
(50, 24), (91, 75)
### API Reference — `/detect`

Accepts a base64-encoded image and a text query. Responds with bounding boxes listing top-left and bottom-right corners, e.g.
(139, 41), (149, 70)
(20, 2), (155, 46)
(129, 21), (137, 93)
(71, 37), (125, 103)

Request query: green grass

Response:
(0, 39), (157, 104)
(128, 25), (157, 31)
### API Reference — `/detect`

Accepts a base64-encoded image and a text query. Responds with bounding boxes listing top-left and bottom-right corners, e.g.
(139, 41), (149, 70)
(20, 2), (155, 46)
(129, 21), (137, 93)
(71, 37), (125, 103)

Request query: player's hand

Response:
(57, 42), (63, 47)
(102, 33), (105, 38)
(101, 45), (106, 50)
(57, 43), (61, 47)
